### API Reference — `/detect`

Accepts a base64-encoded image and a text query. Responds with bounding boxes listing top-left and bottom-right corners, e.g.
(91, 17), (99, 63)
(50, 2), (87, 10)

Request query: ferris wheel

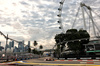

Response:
(57, 0), (65, 33)
(57, 0), (100, 38)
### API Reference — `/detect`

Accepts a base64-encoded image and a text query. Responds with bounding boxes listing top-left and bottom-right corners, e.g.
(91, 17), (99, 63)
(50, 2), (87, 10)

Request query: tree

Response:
(55, 45), (60, 57)
(54, 33), (66, 57)
(66, 29), (81, 54)
(79, 29), (90, 55)
(32, 41), (44, 55)
(33, 40), (38, 51)
(32, 48), (43, 55)
(32, 49), (37, 54)
(39, 45), (43, 56)
(34, 40), (38, 46)
(39, 45), (43, 49)
(54, 29), (90, 56)
(79, 29), (90, 44)
(39, 51), (43, 55)
(28, 47), (31, 53)
(55, 33), (66, 45)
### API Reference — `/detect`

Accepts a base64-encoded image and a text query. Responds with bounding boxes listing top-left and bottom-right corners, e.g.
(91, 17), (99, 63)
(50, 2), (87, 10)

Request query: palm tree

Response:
(39, 45), (43, 56)
(33, 40), (38, 46)
(39, 45), (43, 49)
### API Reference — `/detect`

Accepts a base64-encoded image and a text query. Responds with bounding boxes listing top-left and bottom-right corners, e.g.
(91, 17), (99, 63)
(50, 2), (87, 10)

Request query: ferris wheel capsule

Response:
(58, 8), (62, 11)
(57, 14), (61, 17)
(59, 27), (62, 29)
(58, 21), (61, 23)
(59, 2), (63, 4)
(57, 0), (65, 33)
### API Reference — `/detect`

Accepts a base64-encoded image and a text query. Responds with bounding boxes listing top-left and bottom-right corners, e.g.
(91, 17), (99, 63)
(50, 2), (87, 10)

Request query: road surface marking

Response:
(3, 61), (100, 66)
(20, 62), (100, 66)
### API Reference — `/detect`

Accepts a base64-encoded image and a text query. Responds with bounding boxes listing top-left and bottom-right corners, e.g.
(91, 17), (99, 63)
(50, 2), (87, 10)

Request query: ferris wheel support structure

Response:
(81, 3), (87, 30)
(80, 3), (97, 37)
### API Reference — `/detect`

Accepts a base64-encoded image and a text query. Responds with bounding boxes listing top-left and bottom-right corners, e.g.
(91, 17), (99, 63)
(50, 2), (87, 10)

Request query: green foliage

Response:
(54, 45), (60, 57)
(66, 29), (81, 54)
(79, 29), (90, 44)
(32, 49), (38, 54)
(61, 45), (65, 52)
(79, 29), (90, 54)
(39, 51), (43, 55)
(39, 45), (43, 49)
(28, 48), (31, 53)
(54, 29), (90, 55)
(55, 33), (65, 44)
(34, 41), (38, 46)
(32, 49), (43, 55)
(33, 40), (43, 55)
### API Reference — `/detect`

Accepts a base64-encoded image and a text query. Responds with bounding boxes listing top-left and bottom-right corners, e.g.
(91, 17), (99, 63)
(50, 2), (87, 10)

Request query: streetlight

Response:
(5, 34), (8, 61)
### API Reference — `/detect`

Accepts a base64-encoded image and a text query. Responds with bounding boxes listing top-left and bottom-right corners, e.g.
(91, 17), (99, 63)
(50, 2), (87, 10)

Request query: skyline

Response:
(0, 0), (100, 49)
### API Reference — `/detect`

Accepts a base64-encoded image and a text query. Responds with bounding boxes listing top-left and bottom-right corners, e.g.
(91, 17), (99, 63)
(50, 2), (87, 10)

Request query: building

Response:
(12, 40), (14, 47)
(28, 41), (30, 48)
(24, 45), (28, 52)
(0, 46), (4, 51)
(0, 42), (1, 46)
(9, 42), (12, 49)
(18, 40), (24, 52)
(22, 40), (24, 52)
(14, 46), (18, 52)
(84, 40), (100, 55)
(18, 42), (22, 52)
(5, 44), (9, 51)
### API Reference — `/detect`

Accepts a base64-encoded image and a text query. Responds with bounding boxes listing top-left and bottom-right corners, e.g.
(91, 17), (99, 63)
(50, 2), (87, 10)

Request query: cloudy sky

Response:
(0, 0), (100, 49)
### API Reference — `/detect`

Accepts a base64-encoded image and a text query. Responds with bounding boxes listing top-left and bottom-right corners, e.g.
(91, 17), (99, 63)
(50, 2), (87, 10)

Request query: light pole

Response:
(5, 34), (8, 61)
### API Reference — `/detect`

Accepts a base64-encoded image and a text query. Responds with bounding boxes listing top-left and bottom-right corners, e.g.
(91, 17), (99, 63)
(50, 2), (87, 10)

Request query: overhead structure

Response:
(81, 3), (87, 30)
(0, 31), (34, 50)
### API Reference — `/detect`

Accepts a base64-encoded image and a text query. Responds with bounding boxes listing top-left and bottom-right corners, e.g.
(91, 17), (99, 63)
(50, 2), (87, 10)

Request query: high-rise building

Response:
(0, 42), (2, 51)
(22, 40), (24, 52)
(25, 45), (28, 52)
(18, 42), (22, 52)
(14, 46), (18, 52)
(18, 40), (24, 52)
(28, 41), (30, 48)
(0, 42), (1, 46)
(5, 44), (9, 51)
(12, 40), (14, 47)
(9, 42), (12, 49)
(0, 46), (4, 51)
(0, 42), (3, 51)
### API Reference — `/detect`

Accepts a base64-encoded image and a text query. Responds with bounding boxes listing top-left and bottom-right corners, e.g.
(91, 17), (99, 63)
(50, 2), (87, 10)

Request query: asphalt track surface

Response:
(1, 61), (100, 66)
(1, 57), (100, 66)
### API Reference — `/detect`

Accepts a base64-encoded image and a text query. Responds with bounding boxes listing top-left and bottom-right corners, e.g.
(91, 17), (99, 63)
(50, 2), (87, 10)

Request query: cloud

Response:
(0, 0), (100, 50)
(20, 1), (30, 6)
